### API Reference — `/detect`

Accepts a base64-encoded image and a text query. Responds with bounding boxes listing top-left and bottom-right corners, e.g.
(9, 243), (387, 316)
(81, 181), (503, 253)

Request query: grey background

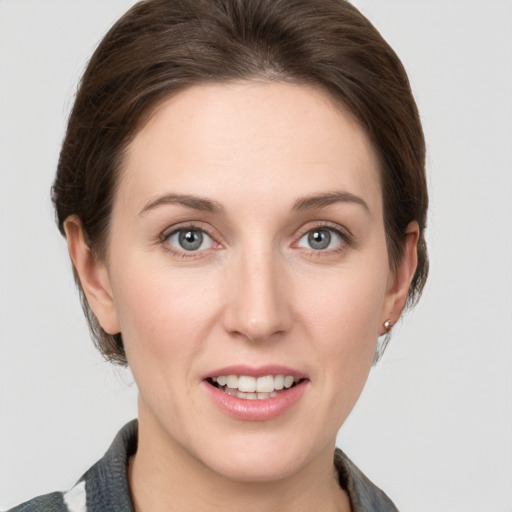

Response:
(1, 1), (511, 510)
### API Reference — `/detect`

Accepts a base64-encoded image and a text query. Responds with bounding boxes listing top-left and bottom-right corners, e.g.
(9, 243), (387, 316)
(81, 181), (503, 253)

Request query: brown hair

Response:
(53, 0), (428, 365)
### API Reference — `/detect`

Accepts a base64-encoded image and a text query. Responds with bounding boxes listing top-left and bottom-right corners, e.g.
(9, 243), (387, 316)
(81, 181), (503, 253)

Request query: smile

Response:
(202, 365), (308, 420)
(207, 374), (303, 400)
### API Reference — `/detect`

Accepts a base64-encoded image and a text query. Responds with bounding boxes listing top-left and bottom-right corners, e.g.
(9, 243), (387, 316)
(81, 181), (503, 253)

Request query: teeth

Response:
(212, 374), (300, 394)
(274, 375), (284, 390)
(224, 388), (282, 400)
(226, 375), (238, 388)
(284, 375), (294, 389)
(256, 375), (274, 392)
(238, 376), (256, 392)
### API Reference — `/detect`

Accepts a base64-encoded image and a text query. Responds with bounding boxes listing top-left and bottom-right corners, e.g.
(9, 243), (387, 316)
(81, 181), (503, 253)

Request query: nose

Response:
(222, 245), (293, 343)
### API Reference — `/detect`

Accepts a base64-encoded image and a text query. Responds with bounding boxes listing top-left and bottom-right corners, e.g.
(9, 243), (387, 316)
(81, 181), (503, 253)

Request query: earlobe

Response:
(380, 221), (420, 335)
(63, 216), (120, 335)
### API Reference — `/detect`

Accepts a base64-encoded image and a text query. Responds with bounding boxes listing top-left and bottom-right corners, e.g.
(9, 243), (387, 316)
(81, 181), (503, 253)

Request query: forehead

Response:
(119, 81), (382, 214)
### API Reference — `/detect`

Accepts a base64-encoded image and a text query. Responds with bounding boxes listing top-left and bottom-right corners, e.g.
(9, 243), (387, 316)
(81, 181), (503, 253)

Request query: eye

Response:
(297, 228), (344, 251)
(166, 228), (215, 252)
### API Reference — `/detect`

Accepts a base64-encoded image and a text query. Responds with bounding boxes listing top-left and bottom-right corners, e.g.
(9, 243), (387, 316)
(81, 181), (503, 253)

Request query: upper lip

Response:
(203, 364), (307, 380)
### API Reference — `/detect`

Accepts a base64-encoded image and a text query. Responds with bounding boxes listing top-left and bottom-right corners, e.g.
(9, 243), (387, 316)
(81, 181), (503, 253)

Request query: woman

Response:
(8, 0), (428, 510)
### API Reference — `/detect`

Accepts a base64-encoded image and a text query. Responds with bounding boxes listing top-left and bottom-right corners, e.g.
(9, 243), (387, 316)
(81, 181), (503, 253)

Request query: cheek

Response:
(302, 267), (388, 349)
(110, 257), (222, 361)
(296, 261), (389, 403)
(109, 261), (225, 425)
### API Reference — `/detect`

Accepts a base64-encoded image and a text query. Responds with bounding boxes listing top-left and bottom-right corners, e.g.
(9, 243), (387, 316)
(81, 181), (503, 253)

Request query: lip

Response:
(202, 364), (307, 380)
(201, 365), (309, 421)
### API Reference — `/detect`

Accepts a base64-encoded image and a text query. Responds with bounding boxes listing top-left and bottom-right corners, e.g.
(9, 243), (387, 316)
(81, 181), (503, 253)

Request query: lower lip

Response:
(202, 380), (308, 421)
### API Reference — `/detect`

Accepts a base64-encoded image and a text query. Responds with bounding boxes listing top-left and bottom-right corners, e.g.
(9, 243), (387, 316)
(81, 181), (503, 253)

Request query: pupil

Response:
(179, 230), (203, 250)
(308, 229), (331, 250)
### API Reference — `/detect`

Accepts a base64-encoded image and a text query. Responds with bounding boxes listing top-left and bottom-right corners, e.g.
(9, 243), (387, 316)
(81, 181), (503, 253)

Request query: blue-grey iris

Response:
(179, 230), (203, 251)
(308, 229), (331, 250)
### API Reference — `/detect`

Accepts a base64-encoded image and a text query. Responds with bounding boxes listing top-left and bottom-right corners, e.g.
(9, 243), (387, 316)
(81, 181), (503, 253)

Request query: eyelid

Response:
(292, 222), (353, 252)
(159, 222), (222, 256)
(167, 229), (214, 251)
(294, 221), (352, 241)
(157, 220), (352, 257)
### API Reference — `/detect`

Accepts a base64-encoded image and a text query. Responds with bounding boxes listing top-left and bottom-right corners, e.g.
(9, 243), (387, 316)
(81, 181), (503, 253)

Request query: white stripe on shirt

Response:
(63, 481), (87, 512)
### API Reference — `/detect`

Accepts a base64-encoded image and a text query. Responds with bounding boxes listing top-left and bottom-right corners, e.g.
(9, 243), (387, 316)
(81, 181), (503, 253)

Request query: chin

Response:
(192, 429), (326, 484)
(206, 452), (306, 483)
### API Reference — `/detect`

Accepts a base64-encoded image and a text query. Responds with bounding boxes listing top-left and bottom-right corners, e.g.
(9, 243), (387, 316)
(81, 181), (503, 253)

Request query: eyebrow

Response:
(139, 193), (225, 216)
(293, 191), (370, 214)
(139, 190), (369, 216)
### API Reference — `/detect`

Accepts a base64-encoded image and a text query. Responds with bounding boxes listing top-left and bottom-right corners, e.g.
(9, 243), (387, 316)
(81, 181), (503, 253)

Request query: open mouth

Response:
(206, 374), (306, 400)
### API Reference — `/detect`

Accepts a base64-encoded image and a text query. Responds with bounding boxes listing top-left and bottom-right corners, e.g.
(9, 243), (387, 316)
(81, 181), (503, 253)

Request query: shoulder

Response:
(5, 481), (86, 512)
(5, 420), (137, 512)
(334, 448), (399, 512)
(5, 491), (70, 512)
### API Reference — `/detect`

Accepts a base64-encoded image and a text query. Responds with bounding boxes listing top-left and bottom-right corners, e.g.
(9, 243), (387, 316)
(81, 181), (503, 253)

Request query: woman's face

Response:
(80, 82), (412, 481)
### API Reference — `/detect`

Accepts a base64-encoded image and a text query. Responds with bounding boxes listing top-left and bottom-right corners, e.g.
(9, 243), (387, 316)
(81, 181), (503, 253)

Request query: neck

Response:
(128, 407), (350, 512)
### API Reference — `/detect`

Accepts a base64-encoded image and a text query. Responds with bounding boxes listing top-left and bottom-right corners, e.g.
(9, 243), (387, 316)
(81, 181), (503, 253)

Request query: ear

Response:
(380, 221), (420, 335)
(64, 216), (120, 335)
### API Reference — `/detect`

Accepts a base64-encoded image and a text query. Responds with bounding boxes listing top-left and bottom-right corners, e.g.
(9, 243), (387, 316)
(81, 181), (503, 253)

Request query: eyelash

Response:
(159, 222), (352, 259)
(294, 222), (352, 256)
(160, 223), (220, 259)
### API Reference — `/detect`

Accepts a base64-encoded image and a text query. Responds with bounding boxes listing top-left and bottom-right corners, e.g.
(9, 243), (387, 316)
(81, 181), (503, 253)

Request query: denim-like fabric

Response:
(6, 421), (137, 512)
(335, 449), (399, 511)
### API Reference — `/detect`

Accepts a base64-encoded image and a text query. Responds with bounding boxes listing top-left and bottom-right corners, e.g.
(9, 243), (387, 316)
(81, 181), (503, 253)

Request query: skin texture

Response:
(65, 81), (418, 512)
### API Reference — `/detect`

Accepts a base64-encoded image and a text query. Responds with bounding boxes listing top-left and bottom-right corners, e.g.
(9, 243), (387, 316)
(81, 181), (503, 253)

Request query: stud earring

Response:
(383, 320), (391, 331)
